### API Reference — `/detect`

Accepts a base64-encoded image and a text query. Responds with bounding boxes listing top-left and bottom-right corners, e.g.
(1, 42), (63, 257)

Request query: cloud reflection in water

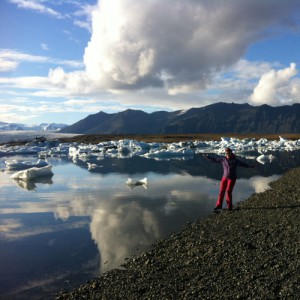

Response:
(0, 156), (284, 298)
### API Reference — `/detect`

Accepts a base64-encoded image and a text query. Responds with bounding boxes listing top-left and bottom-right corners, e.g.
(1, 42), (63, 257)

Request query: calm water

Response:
(1, 150), (300, 299)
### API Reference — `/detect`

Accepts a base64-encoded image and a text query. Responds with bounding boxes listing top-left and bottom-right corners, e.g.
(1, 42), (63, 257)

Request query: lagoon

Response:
(1, 137), (300, 298)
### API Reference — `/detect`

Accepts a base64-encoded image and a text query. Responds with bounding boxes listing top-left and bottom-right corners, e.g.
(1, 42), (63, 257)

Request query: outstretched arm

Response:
(236, 158), (255, 168)
(203, 154), (223, 164)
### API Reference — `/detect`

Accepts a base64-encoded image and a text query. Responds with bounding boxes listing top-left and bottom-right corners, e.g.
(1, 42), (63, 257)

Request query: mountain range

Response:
(60, 102), (300, 134)
(0, 122), (67, 131)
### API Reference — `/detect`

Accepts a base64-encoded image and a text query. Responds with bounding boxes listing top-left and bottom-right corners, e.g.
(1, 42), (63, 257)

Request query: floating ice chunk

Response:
(268, 154), (276, 162)
(193, 140), (209, 148)
(118, 145), (130, 155)
(87, 162), (104, 170)
(40, 145), (70, 157)
(10, 165), (53, 180)
(257, 138), (268, 146)
(126, 177), (148, 189)
(221, 137), (231, 142)
(2, 136), (300, 161)
(5, 159), (48, 171)
(87, 163), (98, 170)
(256, 154), (275, 165)
(129, 140), (150, 150)
(279, 136), (287, 142)
(142, 148), (194, 159)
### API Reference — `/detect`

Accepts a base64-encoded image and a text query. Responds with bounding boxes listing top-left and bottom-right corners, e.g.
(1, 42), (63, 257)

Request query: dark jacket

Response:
(205, 154), (252, 179)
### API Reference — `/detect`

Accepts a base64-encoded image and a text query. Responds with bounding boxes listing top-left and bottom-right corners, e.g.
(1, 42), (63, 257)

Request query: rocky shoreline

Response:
(56, 167), (300, 299)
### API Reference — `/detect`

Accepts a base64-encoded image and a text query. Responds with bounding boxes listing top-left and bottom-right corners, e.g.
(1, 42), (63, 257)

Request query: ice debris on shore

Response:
(1, 136), (300, 166)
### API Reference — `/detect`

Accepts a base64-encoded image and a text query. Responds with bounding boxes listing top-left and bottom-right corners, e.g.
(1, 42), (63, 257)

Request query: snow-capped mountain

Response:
(0, 122), (68, 131)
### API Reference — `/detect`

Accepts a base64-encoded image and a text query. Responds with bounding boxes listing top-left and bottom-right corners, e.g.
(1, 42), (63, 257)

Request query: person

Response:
(203, 148), (254, 211)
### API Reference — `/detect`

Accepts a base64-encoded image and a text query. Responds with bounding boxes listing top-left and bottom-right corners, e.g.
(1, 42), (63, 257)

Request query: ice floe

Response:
(1, 135), (300, 187)
(5, 159), (48, 171)
(1, 136), (300, 167)
(126, 177), (148, 189)
(141, 147), (194, 160)
(10, 165), (53, 180)
(256, 154), (276, 165)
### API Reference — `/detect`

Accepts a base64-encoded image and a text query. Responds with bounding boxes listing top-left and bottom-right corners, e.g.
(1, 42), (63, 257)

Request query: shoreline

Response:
(56, 166), (300, 299)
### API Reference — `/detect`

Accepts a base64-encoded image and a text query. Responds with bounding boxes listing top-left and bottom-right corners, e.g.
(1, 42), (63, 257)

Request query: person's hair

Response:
(225, 147), (232, 153)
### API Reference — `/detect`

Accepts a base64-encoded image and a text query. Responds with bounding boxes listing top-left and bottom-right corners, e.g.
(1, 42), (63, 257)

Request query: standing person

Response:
(203, 148), (254, 211)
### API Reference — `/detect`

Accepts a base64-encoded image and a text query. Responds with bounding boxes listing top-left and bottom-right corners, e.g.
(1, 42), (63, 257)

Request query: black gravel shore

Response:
(56, 167), (300, 299)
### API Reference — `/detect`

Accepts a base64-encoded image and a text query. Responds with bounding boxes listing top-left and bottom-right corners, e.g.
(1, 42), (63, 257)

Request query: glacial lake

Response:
(1, 150), (300, 299)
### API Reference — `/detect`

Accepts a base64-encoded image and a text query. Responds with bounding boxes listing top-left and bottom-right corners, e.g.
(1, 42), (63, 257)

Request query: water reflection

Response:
(12, 176), (53, 190)
(0, 151), (299, 298)
(68, 150), (300, 178)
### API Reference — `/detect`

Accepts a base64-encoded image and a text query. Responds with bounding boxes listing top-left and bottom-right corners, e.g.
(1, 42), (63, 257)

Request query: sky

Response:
(1, 0), (300, 125)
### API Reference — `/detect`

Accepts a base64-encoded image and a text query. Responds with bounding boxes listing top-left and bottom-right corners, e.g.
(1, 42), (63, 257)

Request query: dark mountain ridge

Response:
(60, 102), (300, 134)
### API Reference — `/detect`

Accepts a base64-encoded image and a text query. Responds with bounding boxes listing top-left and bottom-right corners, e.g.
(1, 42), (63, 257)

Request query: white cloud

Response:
(2, 0), (300, 122)
(0, 58), (19, 72)
(250, 63), (299, 105)
(72, 3), (96, 32)
(289, 78), (300, 100)
(230, 59), (276, 80)
(41, 43), (50, 51)
(9, 0), (65, 19)
(0, 49), (48, 64)
(0, 49), (83, 72)
(73, 19), (91, 31)
(83, 0), (300, 94)
(63, 99), (98, 106)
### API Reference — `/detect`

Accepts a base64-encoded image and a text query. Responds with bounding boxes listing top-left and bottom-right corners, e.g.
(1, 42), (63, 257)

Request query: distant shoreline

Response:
(2, 132), (300, 146)
(0, 131), (79, 145)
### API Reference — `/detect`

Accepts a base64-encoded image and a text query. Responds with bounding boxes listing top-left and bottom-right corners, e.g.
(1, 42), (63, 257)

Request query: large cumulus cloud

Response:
(250, 63), (299, 105)
(83, 0), (300, 95)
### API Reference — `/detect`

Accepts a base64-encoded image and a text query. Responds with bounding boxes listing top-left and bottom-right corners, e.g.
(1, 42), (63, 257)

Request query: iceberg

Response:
(256, 154), (276, 165)
(10, 165), (53, 180)
(142, 147), (194, 160)
(5, 159), (48, 171)
(126, 177), (148, 189)
(1, 135), (300, 162)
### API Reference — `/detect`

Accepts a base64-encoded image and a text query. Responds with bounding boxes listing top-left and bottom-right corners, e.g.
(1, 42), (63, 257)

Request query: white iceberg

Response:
(1, 135), (300, 161)
(142, 148), (194, 160)
(5, 159), (48, 171)
(256, 154), (276, 165)
(126, 177), (148, 189)
(10, 165), (53, 180)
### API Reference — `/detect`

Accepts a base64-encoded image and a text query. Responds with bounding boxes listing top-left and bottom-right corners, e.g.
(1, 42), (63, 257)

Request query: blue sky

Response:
(0, 0), (300, 125)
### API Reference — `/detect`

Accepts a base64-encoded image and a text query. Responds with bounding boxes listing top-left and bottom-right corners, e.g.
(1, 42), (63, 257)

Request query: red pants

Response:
(216, 177), (236, 209)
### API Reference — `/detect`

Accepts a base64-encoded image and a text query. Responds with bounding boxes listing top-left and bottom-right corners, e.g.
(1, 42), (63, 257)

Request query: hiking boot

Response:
(223, 207), (233, 211)
(213, 206), (222, 211)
